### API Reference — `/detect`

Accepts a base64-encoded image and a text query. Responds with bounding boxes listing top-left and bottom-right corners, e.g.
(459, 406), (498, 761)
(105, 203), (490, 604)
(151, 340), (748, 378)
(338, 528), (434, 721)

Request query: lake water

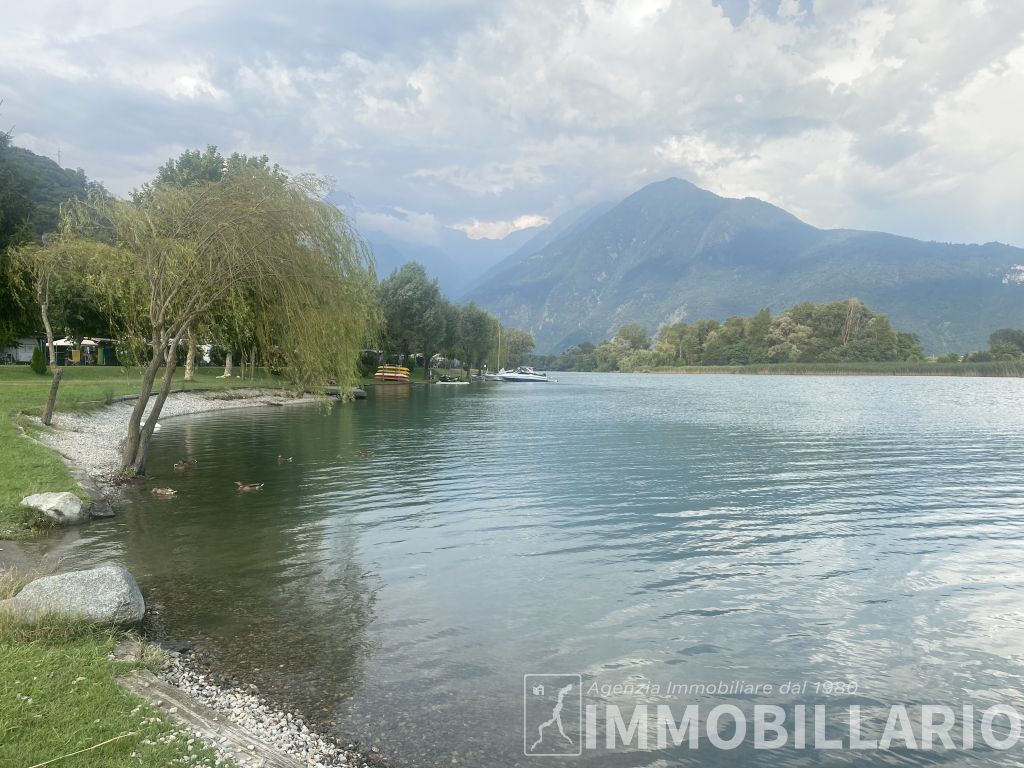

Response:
(52, 373), (1024, 766)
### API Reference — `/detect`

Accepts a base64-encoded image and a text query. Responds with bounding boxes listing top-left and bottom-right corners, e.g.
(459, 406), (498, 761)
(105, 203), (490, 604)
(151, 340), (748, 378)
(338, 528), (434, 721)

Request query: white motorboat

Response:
(497, 366), (550, 382)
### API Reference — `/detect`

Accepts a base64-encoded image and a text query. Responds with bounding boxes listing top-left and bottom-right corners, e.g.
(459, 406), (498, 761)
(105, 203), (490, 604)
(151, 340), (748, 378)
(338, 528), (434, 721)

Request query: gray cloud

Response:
(3, 0), (1024, 248)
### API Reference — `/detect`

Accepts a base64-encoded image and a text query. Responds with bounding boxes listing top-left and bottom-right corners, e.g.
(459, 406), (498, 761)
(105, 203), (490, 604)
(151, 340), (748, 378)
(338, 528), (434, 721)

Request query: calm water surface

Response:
(49, 373), (1024, 766)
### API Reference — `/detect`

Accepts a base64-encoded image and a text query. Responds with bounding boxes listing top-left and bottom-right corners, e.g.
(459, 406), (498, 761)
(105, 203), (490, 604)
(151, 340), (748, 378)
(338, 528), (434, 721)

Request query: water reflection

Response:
(49, 374), (1024, 767)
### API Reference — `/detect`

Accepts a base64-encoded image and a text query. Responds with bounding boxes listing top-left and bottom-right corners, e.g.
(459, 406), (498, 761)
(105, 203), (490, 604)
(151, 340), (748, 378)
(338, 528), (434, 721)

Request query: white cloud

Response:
(356, 207), (443, 245)
(451, 213), (551, 240)
(3, 0), (1024, 247)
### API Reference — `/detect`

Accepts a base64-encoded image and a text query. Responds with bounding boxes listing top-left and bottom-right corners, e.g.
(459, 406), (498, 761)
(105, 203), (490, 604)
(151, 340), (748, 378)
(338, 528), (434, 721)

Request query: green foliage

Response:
(0, 140), (100, 345)
(29, 346), (46, 375)
(69, 164), (378, 391)
(0, 136), (36, 344)
(500, 327), (535, 367)
(132, 144), (285, 202)
(378, 262), (448, 375)
(374, 261), (533, 375)
(534, 299), (926, 371)
(965, 327), (1024, 362)
(616, 322), (650, 351)
(457, 302), (499, 373)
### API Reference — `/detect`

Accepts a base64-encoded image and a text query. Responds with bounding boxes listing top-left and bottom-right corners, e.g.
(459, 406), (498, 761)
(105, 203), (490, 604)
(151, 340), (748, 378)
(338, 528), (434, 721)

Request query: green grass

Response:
(643, 361), (1024, 377)
(0, 365), (284, 539)
(0, 614), (226, 768)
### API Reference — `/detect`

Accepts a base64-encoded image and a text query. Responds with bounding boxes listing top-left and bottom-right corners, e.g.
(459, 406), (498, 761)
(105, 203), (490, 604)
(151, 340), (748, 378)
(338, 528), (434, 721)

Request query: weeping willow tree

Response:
(9, 239), (67, 425)
(67, 165), (378, 475)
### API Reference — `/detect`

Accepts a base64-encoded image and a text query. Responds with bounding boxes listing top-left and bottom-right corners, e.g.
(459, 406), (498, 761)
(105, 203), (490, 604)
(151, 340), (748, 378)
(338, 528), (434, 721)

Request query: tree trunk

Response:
(249, 346), (256, 381)
(41, 368), (62, 426)
(38, 280), (63, 426)
(184, 328), (196, 382)
(41, 306), (57, 371)
(123, 328), (188, 475)
(423, 349), (433, 379)
(240, 349), (248, 381)
(223, 352), (233, 378)
(130, 350), (180, 475)
(120, 334), (167, 471)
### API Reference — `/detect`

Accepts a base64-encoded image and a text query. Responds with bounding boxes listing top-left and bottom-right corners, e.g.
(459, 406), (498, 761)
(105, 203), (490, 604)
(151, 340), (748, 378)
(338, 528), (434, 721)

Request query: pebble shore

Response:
(39, 389), (317, 481)
(33, 387), (382, 767)
(160, 652), (381, 768)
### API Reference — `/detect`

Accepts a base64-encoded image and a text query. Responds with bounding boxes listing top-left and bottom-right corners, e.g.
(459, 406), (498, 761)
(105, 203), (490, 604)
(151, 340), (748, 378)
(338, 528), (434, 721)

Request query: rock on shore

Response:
(20, 491), (91, 525)
(0, 564), (145, 626)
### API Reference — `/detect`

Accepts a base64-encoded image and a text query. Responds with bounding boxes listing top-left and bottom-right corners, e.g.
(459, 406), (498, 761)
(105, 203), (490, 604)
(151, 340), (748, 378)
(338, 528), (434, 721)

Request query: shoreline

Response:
(12, 387), (388, 768)
(622, 363), (1024, 377)
(37, 388), (322, 484)
(155, 649), (386, 768)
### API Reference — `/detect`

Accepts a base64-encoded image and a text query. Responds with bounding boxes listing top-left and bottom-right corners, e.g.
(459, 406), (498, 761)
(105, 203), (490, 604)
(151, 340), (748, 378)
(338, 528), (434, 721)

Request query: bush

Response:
(29, 347), (47, 375)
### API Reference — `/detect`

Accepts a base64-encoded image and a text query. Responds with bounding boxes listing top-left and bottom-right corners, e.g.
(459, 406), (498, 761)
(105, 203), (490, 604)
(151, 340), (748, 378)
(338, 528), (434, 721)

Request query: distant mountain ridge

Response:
(468, 178), (1024, 354)
(364, 221), (540, 295)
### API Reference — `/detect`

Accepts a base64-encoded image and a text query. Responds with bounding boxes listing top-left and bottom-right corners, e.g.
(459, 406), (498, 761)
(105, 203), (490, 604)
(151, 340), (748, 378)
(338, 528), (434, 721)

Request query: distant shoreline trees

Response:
(376, 261), (534, 377)
(534, 300), (927, 372)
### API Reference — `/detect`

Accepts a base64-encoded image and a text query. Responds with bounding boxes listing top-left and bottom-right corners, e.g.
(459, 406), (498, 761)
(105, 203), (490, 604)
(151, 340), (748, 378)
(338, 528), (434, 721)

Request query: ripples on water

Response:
(52, 374), (1024, 767)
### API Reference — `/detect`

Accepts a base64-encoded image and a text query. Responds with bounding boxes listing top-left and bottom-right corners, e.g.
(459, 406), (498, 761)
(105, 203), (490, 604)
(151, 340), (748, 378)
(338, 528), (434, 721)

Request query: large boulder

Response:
(0, 564), (145, 626)
(20, 491), (91, 526)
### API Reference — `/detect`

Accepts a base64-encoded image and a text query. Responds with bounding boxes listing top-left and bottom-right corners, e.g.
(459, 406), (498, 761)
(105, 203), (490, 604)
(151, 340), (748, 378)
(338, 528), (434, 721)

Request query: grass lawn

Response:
(0, 573), (226, 768)
(0, 368), (289, 768)
(0, 365), (283, 539)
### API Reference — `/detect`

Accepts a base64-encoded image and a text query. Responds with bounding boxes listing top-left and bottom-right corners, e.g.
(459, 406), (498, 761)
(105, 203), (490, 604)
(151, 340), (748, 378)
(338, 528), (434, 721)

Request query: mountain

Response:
(365, 223), (542, 296)
(468, 178), (1024, 354)
(461, 201), (615, 298)
(3, 145), (90, 238)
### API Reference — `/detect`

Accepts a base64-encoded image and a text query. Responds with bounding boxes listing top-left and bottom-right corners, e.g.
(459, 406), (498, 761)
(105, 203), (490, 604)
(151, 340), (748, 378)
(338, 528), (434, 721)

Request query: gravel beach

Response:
(38, 389), (319, 481)
(160, 652), (382, 768)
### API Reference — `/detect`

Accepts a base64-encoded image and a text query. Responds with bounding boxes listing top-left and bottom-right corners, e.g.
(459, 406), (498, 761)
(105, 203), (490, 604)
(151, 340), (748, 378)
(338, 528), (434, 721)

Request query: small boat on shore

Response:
(497, 366), (551, 382)
(374, 365), (410, 383)
(435, 375), (468, 385)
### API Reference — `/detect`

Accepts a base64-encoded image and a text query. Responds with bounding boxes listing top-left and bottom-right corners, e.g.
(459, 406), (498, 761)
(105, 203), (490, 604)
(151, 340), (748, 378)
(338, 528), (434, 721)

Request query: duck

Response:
(235, 481), (265, 492)
(277, 455), (292, 464)
(357, 450), (375, 458)
(151, 488), (177, 497)
(173, 459), (196, 471)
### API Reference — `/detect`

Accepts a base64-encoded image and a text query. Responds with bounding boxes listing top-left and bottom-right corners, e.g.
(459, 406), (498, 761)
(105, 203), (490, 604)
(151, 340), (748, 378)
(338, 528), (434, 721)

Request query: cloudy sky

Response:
(3, 0), (1023, 249)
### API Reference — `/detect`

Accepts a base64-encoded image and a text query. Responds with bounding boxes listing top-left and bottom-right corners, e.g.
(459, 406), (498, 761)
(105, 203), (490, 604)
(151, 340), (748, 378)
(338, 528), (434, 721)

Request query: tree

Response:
(29, 346), (45, 375)
(378, 262), (447, 378)
(457, 303), (498, 375)
(0, 130), (36, 345)
(10, 240), (66, 423)
(500, 327), (534, 368)
(132, 145), (227, 201)
(1, 133), (101, 346)
(134, 146), (286, 378)
(68, 164), (378, 475)
(616, 322), (650, 351)
(988, 328), (1024, 358)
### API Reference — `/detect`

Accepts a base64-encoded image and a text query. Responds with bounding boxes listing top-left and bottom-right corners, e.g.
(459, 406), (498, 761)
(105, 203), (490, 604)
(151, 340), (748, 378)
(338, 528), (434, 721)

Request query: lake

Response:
(52, 373), (1024, 766)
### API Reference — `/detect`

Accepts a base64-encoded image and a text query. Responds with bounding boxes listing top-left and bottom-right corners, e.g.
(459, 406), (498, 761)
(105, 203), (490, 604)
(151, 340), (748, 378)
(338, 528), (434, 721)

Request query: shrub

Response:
(29, 347), (47, 375)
